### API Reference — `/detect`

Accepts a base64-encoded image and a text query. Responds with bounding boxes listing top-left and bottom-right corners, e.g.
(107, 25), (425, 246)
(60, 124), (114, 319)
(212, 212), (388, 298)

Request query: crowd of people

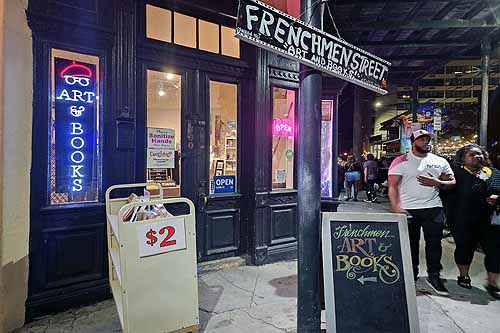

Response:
(340, 130), (500, 299)
(387, 129), (500, 299)
(337, 153), (391, 203)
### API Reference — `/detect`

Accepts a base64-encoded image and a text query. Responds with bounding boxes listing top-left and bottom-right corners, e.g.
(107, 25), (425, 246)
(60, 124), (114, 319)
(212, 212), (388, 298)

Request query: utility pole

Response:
(480, 38), (491, 147)
(297, 0), (323, 331)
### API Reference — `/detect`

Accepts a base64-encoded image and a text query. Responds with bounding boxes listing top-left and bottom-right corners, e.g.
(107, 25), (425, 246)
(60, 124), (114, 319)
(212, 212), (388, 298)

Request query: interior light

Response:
(375, 101), (382, 108)
(158, 90), (165, 96)
(166, 73), (174, 80)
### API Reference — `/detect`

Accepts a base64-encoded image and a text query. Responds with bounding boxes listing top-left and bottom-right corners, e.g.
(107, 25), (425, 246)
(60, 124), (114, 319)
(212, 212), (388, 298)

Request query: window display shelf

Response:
(223, 136), (237, 176)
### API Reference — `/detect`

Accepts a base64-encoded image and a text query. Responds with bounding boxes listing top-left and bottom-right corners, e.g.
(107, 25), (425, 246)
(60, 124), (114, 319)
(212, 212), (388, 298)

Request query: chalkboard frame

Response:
(321, 212), (419, 333)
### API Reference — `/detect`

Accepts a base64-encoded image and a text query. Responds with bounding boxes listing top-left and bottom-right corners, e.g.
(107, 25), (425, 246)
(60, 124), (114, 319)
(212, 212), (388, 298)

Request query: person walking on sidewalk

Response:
(344, 155), (362, 201)
(364, 153), (379, 203)
(388, 129), (456, 295)
(444, 145), (500, 299)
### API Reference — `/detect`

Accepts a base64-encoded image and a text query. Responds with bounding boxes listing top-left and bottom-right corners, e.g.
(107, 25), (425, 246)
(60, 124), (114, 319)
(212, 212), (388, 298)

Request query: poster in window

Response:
(147, 148), (175, 168)
(147, 127), (176, 150)
(276, 169), (287, 183)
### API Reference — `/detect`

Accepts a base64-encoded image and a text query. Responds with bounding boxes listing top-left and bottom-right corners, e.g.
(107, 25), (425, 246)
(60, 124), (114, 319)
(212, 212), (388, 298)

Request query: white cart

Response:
(105, 183), (199, 333)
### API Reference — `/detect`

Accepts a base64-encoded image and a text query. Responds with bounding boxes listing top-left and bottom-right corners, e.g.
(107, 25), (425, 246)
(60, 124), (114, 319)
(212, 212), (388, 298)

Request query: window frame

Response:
(270, 82), (299, 192)
(141, 2), (240, 59)
(205, 73), (242, 196)
(144, 68), (184, 191)
(46, 47), (104, 207)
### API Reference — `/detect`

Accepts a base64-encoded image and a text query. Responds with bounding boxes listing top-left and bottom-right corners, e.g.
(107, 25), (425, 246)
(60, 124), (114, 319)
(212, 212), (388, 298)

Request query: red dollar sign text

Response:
(145, 229), (158, 246)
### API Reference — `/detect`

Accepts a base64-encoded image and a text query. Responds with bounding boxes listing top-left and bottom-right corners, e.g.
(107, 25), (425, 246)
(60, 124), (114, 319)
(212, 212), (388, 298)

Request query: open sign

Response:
(212, 176), (236, 193)
(273, 118), (294, 137)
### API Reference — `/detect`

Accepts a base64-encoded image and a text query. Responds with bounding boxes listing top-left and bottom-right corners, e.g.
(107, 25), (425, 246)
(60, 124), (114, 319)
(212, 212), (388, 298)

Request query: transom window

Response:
(146, 4), (240, 58)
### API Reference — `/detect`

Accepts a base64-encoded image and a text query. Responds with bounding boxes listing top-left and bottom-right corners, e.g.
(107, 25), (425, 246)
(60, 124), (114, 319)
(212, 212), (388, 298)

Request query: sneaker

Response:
(485, 284), (500, 300)
(426, 275), (449, 296)
(457, 275), (472, 289)
(344, 197), (351, 201)
(363, 199), (372, 203)
(353, 198), (359, 202)
(371, 197), (378, 203)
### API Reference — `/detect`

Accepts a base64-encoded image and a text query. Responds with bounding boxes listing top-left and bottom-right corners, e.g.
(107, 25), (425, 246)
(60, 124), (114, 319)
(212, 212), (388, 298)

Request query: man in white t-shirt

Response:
(388, 129), (455, 295)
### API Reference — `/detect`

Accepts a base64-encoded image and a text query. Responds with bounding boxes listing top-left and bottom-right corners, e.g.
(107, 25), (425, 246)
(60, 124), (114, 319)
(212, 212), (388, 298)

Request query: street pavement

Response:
(17, 195), (500, 332)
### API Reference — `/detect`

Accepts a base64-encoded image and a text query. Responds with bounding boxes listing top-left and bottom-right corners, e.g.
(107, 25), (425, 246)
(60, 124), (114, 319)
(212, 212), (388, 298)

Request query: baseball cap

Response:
(410, 129), (433, 142)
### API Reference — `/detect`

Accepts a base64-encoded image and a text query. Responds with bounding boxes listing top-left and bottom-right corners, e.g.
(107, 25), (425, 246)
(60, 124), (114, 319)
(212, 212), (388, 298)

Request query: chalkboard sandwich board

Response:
(321, 212), (419, 333)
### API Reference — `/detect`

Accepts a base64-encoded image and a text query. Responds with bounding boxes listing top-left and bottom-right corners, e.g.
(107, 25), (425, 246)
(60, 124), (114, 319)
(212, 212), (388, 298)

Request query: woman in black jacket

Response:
(446, 144), (500, 299)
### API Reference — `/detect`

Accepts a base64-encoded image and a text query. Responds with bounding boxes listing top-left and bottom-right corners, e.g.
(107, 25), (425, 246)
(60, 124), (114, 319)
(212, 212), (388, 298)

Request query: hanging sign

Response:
(236, 0), (391, 94)
(212, 176), (236, 194)
(321, 212), (419, 332)
(54, 58), (97, 194)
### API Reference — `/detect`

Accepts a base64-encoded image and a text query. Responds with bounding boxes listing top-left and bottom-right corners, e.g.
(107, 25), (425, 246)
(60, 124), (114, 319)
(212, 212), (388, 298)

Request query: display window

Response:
(321, 100), (334, 197)
(146, 70), (182, 197)
(209, 81), (238, 194)
(49, 49), (101, 205)
(272, 87), (296, 190)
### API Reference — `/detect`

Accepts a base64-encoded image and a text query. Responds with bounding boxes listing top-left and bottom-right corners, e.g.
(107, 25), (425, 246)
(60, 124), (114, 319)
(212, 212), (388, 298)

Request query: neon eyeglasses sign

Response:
(54, 59), (97, 194)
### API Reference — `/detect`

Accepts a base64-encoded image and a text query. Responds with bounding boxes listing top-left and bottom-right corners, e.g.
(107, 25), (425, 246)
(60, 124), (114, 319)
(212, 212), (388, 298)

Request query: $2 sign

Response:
(145, 226), (176, 247)
(137, 217), (187, 257)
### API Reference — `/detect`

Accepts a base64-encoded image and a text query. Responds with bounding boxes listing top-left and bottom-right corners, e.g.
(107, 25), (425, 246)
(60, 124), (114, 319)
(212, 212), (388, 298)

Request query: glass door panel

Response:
(146, 70), (182, 197)
(209, 81), (238, 194)
(272, 87), (295, 190)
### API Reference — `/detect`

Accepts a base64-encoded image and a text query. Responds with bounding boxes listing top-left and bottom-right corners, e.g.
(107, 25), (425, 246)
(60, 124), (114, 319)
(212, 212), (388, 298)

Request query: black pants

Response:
(365, 179), (377, 201)
(453, 218), (500, 274)
(406, 207), (444, 279)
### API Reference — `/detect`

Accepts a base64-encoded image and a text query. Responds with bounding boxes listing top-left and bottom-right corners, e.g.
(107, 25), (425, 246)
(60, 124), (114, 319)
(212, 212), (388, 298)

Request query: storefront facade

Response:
(22, 0), (340, 321)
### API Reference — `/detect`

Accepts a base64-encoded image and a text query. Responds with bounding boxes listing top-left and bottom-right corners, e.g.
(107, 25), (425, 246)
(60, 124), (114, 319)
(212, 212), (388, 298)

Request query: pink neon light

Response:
(273, 118), (294, 137)
(59, 61), (93, 78)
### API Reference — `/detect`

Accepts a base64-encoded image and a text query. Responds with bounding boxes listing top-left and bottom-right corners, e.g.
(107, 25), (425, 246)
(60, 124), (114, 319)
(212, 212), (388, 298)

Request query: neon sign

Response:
(272, 118), (294, 137)
(54, 58), (97, 195)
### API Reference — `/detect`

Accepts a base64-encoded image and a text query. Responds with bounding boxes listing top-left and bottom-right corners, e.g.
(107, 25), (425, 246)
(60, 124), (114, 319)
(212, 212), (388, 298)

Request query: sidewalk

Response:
(18, 197), (500, 332)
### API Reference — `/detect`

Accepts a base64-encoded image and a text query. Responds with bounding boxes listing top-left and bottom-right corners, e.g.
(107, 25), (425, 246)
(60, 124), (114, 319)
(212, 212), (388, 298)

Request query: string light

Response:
(435, 134), (477, 158)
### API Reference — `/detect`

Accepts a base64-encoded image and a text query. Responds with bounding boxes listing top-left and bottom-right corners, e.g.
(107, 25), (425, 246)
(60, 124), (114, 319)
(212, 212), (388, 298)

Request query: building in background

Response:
(371, 59), (500, 158)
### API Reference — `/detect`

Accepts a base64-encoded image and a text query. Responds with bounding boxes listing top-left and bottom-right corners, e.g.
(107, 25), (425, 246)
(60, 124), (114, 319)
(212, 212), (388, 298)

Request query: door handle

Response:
(199, 193), (208, 209)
